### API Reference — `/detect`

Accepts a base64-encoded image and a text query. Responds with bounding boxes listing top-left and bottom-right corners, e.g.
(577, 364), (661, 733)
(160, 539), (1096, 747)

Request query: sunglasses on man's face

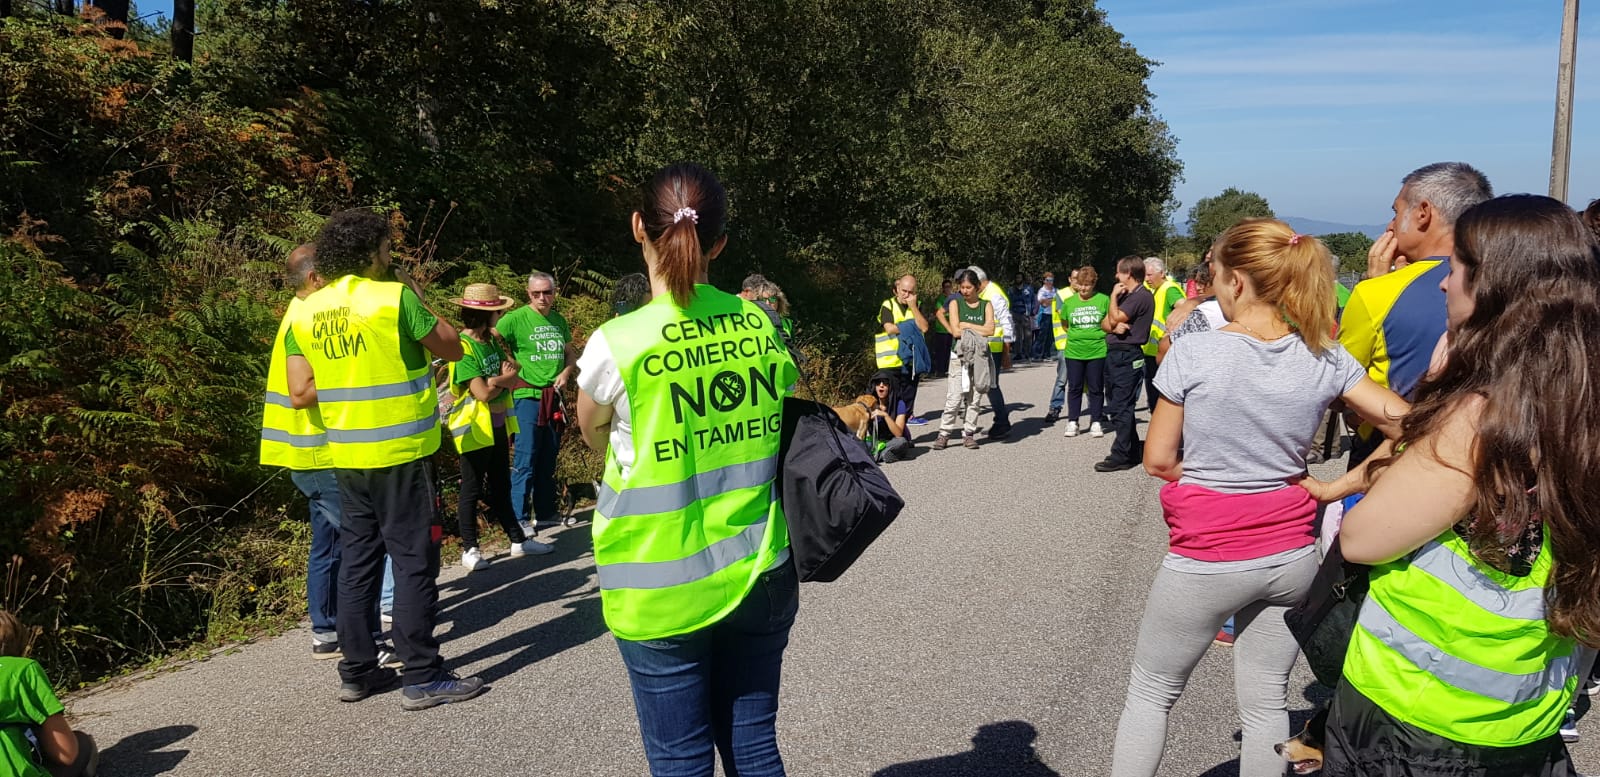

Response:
(529, 289), (555, 297)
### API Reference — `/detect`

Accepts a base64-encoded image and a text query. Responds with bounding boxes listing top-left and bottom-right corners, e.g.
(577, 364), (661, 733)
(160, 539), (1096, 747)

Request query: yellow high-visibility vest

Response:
(289, 275), (440, 469)
(260, 297), (333, 470)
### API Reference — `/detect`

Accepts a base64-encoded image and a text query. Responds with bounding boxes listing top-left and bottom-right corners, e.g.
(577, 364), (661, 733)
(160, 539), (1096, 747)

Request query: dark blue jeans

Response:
(1049, 357), (1106, 422)
(986, 351), (1011, 429)
(615, 559), (799, 777)
(1105, 346), (1145, 464)
(511, 397), (561, 523)
(291, 469), (342, 641)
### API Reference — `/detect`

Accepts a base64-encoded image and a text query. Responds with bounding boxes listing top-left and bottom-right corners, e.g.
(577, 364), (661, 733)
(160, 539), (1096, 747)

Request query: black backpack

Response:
(778, 397), (904, 582)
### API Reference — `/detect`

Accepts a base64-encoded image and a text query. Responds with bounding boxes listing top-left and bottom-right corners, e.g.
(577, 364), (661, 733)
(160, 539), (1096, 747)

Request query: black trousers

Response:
(928, 332), (952, 376)
(335, 458), (444, 686)
(1105, 346), (1145, 463)
(457, 427), (527, 550)
(898, 365), (921, 419)
(1143, 356), (1162, 411)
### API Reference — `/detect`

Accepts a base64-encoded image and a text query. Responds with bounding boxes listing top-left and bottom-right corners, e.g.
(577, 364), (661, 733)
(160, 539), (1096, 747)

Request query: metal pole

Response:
(1550, 0), (1580, 201)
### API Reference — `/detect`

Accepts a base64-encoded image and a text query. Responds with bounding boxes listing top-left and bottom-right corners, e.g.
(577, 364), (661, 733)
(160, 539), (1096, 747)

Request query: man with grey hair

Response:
(1340, 161), (1491, 467)
(1141, 256), (1184, 412)
(496, 271), (575, 539)
(739, 273), (768, 301)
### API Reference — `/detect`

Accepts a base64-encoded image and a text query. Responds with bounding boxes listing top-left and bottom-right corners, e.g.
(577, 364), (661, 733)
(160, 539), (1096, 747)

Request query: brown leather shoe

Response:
(932, 434), (949, 451)
(963, 433), (978, 449)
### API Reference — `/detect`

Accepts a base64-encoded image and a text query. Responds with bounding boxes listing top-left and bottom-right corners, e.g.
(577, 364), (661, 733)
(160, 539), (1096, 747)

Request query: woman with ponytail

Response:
(1109, 219), (1409, 777)
(1314, 195), (1600, 776)
(575, 163), (801, 777)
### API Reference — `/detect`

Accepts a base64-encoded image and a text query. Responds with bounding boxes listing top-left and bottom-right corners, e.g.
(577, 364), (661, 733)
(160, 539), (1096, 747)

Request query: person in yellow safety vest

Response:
(575, 163), (801, 775)
(284, 208), (485, 711)
(876, 274), (929, 424)
(1301, 195), (1600, 775)
(967, 265), (1014, 437)
(261, 244), (345, 659)
(262, 245), (401, 650)
(1141, 256), (1185, 413)
(446, 283), (555, 573)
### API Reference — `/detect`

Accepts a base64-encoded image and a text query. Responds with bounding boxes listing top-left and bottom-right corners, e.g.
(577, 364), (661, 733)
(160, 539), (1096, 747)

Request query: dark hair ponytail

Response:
(640, 163), (727, 307)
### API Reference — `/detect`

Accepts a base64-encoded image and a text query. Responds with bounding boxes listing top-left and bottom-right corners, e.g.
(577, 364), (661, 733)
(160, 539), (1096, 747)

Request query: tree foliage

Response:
(0, 1), (1178, 684)
(1318, 231), (1375, 274)
(1185, 187), (1275, 251)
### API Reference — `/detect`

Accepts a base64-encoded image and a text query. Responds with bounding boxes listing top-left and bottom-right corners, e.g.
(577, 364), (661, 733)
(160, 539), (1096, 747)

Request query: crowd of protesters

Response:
(9, 158), (1599, 777)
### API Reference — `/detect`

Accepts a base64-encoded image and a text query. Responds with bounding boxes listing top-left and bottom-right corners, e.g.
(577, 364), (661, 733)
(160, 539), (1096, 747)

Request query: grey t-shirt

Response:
(1155, 330), (1366, 494)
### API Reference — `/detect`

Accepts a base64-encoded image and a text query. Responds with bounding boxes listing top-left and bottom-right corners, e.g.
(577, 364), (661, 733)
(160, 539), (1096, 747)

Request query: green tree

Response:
(1186, 187), (1274, 250)
(1318, 231), (1375, 274)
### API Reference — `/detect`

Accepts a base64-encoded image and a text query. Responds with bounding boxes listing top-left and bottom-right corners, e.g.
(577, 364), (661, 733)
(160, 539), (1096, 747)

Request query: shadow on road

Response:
(99, 724), (196, 777)
(871, 721), (1061, 777)
(435, 560), (607, 682)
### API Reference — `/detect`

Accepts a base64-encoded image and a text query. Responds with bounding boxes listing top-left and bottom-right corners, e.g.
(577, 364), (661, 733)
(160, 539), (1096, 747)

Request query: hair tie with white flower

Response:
(673, 207), (699, 225)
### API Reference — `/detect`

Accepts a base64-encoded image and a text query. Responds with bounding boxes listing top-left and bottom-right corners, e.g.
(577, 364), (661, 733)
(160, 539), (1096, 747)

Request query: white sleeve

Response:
(576, 329), (624, 406)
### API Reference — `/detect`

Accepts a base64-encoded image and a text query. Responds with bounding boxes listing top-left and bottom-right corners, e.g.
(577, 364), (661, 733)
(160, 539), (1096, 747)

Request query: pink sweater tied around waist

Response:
(1159, 482), (1316, 562)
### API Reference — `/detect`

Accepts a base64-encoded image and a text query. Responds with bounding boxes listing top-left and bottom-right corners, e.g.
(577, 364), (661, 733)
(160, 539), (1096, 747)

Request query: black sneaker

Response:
(401, 671), (487, 711)
(1042, 409), (1060, 424)
(338, 667), (400, 703)
(987, 425), (1012, 439)
(311, 638), (340, 660)
(1094, 458), (1138, 473)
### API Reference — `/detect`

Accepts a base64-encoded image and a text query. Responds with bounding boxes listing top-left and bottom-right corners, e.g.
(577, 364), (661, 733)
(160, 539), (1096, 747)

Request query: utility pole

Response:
(1550, 0), (1580, 202)
(172, 0), (194, 62)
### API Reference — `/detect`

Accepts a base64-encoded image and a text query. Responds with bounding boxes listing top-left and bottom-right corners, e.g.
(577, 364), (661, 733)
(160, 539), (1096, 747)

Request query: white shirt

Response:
(574, 329), (636, 478)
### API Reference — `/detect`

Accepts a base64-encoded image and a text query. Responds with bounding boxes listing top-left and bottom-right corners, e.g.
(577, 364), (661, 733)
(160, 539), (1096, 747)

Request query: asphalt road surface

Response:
(69, 361), (1600, 776)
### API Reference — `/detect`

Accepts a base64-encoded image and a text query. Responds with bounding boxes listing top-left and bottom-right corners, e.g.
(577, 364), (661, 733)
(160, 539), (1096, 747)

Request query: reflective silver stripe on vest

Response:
(597, 458), (776, 520)
(317, 374), (433, 403)
(597, 519), (767, 590)
(324, 413), (440, 444)
(260, 428), (328, 448)
(264, 391), (294, 408)
(1411, 541), (1548, 621)
(1359, 598), (1576, 705)
(450, 423), (470, 438)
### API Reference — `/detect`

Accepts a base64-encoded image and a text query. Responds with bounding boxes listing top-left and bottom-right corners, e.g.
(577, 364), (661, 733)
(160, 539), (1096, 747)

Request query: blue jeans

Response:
(511, 397), (561, 523)
(615, 560), (799, 777)
(290, 470), (398, 636)
(291, 469), (342, 641)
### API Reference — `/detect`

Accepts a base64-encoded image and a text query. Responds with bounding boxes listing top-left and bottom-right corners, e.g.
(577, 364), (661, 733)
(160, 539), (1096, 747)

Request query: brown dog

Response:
(831, 395), (880, 439)
(1275, 706), (1327, 775)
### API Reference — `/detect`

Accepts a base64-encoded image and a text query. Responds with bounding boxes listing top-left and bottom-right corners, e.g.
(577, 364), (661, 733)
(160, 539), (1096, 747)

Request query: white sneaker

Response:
(1063, 422), (1080, 438)
(509, 538), (555, 557)
(1090, 422), (1105, 438)
(518, 519), (536, 538)
(461, 547), (489, 571)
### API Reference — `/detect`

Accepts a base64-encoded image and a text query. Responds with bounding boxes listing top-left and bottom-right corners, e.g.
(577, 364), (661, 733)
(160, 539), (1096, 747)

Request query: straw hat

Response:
(451, 283), (515, 311)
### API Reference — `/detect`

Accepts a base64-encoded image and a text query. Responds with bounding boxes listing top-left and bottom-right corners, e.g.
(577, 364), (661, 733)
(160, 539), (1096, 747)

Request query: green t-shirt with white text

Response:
(0, 657), (63, 777)
(1059, 292), (1110, 361)
(496, 305), (571, 399)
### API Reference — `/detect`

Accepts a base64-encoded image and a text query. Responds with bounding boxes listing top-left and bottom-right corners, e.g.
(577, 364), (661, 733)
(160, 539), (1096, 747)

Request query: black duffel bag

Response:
(1283, 536), (1371, 688)
(777, 397), (904, 583)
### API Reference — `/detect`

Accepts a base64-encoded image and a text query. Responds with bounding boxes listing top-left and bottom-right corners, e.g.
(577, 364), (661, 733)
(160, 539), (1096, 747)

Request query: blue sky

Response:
(135, 0), (1594, 226)
(1102, 0), (1599, 225)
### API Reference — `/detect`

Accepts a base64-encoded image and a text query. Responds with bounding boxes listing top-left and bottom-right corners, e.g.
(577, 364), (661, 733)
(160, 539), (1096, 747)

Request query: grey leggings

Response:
(1110, 551), (1319, 777)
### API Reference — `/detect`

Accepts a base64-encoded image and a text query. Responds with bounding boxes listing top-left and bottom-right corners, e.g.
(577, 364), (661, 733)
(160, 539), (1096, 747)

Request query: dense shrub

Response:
(1, 0), (1177, 686)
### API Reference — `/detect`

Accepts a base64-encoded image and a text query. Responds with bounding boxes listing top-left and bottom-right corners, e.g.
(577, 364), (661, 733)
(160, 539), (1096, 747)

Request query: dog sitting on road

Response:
(830, 395), (880, 439)
(1275, 706), (1327, 775)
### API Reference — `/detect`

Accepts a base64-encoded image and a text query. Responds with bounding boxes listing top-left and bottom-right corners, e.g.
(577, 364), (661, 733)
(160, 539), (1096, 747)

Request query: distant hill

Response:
(1281, 217), (1388, 239)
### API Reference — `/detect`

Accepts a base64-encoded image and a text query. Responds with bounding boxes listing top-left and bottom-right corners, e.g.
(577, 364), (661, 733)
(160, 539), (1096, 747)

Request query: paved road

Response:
(70, 361), (1600, 776)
